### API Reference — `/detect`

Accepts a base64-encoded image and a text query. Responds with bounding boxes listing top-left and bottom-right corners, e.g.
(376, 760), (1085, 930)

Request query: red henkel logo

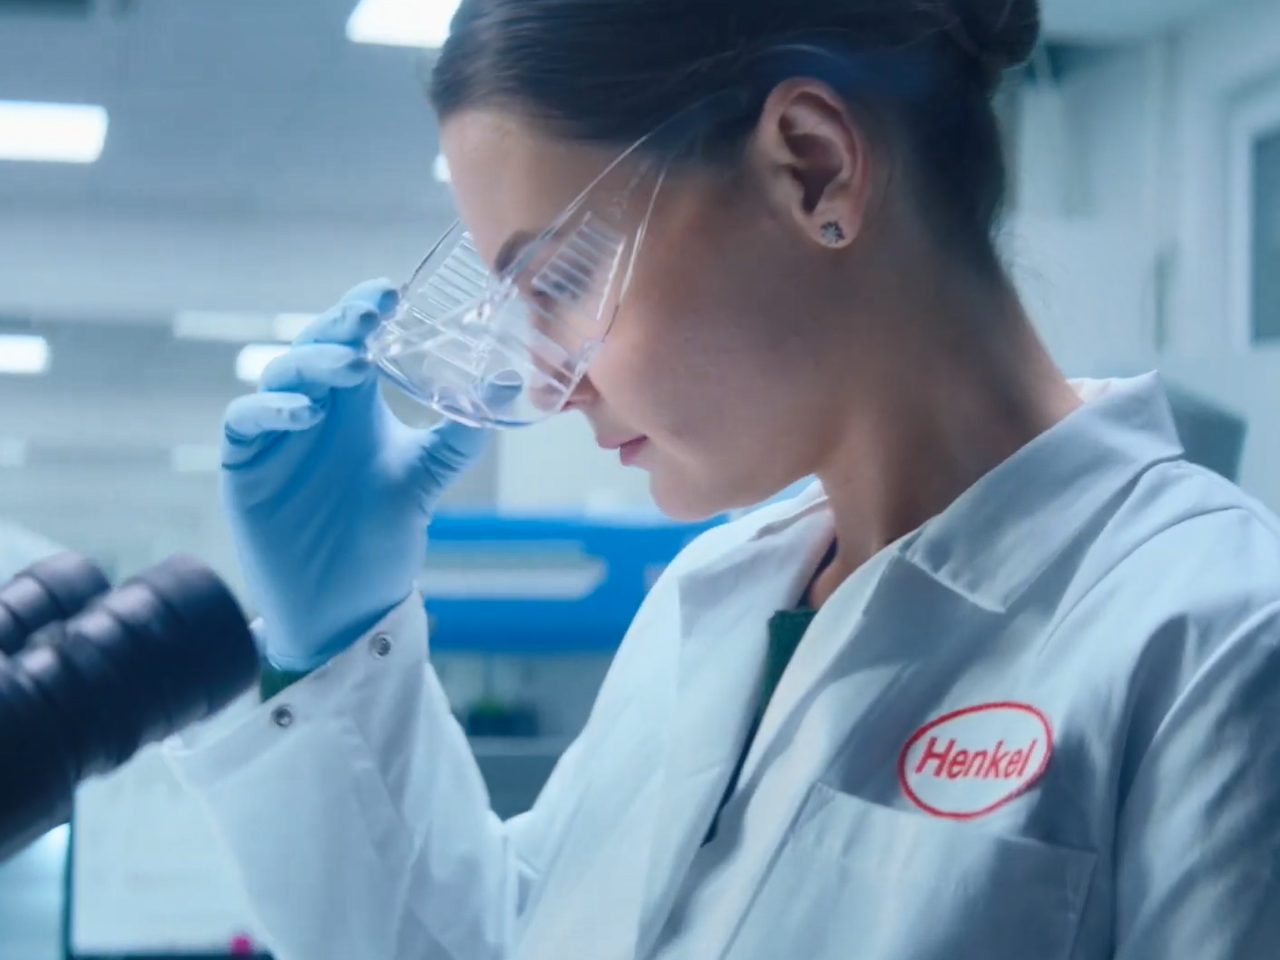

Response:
(898, 702), (1053, 819)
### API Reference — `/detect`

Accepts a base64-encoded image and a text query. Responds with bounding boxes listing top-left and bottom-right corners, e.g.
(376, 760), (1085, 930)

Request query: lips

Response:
(597, 434), (649, 465)
(598, 436), (643, 451)
(618, 437), (648, 466)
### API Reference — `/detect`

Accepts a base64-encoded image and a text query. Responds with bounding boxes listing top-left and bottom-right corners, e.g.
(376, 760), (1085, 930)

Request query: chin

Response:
(648, 453), (808, 521)
(648, 470), (740, 522)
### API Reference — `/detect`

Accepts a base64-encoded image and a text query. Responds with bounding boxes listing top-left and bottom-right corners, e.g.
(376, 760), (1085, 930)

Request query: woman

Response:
(168, 0), (1280, 957)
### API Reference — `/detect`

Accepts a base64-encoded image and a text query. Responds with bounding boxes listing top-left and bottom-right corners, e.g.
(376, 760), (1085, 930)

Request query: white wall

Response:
(1142, 0), (1280, 507)
(1005, 215), (1156, 373)
(1009, 40), (1175, 355)
(1036, 0), (1280, 362)
(1168, 0), (1280, 356)
(1008, 0), (1280, 509)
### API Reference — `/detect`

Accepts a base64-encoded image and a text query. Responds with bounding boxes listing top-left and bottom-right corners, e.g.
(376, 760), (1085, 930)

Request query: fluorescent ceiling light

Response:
(346, 0), (460, 49)
(174, 311), (314, 343)
(235, 344), (290, 384)
(0, 335), (50, 375)
(433, 153), (451, 184)
(0, 101), (108, 163)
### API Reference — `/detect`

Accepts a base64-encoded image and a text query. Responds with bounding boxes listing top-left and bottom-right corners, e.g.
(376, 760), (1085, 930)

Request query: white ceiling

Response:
(0, 0), (447, 220)
(0, 0), (1243, 225)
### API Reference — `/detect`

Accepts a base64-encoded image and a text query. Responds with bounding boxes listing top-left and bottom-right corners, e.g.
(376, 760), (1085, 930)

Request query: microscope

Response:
(0, 552), (258, 863)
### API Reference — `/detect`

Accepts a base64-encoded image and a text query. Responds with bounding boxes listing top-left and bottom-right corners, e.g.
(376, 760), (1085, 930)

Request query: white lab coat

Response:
(167, 374), (1280, 960)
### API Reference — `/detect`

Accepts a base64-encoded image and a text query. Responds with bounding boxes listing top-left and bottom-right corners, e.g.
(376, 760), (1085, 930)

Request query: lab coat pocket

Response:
(725, 783), (1095, 960)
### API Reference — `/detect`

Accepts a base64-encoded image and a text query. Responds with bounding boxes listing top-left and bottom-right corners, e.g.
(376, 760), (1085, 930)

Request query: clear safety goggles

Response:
(367, 132), (669, 429)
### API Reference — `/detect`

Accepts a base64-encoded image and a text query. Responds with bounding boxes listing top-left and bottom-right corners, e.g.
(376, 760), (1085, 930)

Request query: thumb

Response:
(408, 379), (521, 498)
(411, 417), (495, 501)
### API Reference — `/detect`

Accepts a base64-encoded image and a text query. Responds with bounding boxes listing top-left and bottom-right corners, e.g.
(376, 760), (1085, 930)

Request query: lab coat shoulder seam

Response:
(1025, 503), (1280, 689)
(1069, 502), (1280, 619)
(1167, 455), (1280, 522)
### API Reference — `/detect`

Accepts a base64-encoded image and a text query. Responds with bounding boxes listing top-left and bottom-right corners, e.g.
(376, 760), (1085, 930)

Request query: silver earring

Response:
(820, 221), (846, 246)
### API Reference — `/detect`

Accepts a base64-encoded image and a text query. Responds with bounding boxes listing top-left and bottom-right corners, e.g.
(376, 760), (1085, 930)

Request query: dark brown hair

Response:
(430, 0), (1040, 271)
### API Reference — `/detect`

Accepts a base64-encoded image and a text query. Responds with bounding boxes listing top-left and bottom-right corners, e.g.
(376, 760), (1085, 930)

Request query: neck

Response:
(807, 269), (1081, 608)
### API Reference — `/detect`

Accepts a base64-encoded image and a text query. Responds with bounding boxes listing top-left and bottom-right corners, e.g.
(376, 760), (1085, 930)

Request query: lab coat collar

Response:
(902, 373), (1184, 611)
(739, 373), (1185, 612)
(745, 480), (831, 541)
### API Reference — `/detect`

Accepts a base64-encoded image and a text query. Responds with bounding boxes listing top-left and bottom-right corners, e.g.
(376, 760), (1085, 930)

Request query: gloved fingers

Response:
(294, 279), (399, 347)
(412, 417), (495, 496)
(411, 375), (522, 492)
(226, 391), (322, 440)
(258, 343), (371, 401)
(410, 378), (522, 493)
(223, 392), (322, 467)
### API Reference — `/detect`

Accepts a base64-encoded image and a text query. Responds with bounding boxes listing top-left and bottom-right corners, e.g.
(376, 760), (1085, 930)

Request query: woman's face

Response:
(441, 109), (850, 519)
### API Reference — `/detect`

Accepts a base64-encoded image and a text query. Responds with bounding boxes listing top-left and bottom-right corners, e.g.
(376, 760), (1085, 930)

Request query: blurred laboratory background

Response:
(0, 0), (1279, 956)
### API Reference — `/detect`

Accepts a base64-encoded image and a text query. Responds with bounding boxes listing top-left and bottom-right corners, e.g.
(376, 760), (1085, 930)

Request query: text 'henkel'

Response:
(912, 735), (1039, 782)
(898, 702), (1053, 819)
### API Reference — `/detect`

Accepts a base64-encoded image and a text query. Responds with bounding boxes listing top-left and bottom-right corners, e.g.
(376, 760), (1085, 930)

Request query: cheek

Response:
(592, 221), (788, 424)
(591, 286), (766, 440)
(588, 277), (819, 517)
(586, 310), (685, 419)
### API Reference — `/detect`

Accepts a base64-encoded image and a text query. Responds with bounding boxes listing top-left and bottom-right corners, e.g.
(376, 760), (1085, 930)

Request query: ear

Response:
(748, 80), (875, 250)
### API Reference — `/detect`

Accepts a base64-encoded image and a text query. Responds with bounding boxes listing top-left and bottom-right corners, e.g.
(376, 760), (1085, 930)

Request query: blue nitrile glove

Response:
(221, 279), (492, 672)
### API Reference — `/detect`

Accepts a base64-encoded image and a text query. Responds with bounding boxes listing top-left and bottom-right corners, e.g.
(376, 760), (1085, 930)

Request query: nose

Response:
(525, 368), (596, 416)
(559, 373), (599, 413)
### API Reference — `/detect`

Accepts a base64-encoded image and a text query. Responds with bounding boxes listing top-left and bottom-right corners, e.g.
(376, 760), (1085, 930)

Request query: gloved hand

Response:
(221, 279), (492, 671)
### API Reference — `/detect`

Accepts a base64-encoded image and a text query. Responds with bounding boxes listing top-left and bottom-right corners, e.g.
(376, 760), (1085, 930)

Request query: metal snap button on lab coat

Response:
(371, 633), (393, 658)
(270, 705), (294, 729)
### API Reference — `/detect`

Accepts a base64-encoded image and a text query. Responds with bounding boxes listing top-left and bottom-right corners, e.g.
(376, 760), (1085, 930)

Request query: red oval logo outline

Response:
(897, 701), (1053, 820)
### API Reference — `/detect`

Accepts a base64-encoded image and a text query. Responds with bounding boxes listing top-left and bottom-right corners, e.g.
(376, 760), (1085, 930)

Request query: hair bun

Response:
(948, 0), (1041, 91)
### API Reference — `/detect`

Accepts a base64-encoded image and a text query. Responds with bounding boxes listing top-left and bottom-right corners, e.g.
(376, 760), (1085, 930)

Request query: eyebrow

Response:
(493, 229), (537, 274)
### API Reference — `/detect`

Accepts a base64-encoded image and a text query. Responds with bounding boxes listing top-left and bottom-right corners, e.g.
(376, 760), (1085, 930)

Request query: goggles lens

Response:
(369, 148), (663, 429)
